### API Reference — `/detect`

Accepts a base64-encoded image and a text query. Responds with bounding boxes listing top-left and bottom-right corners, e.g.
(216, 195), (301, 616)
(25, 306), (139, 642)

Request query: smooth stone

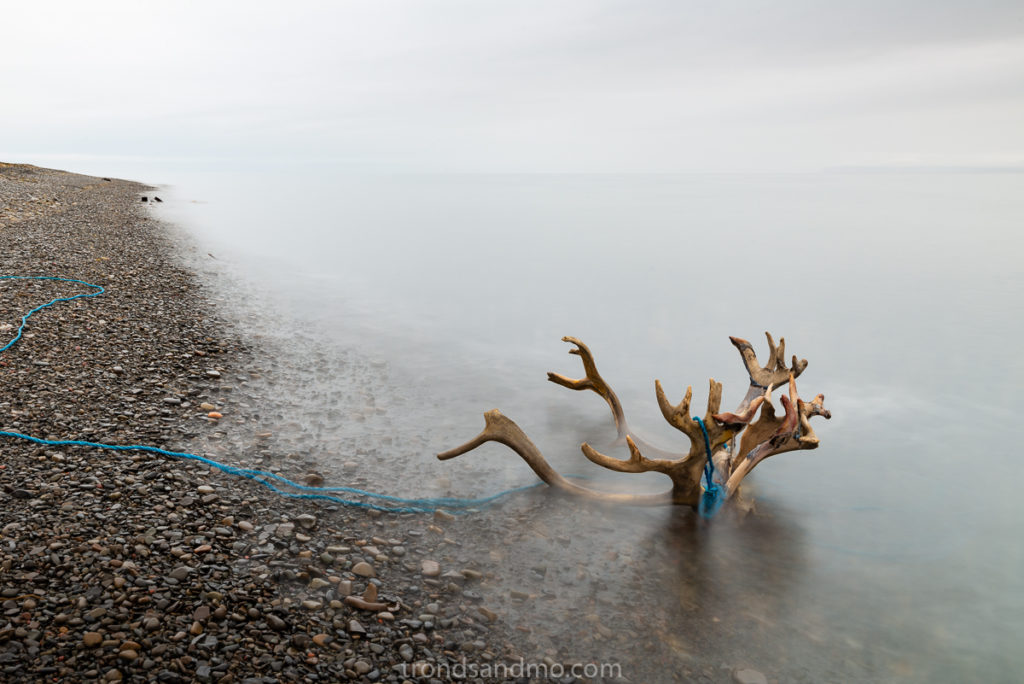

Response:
(351, 562), (375, 578)
(420, 560), (441, 577)
(83, 632), (103, 647)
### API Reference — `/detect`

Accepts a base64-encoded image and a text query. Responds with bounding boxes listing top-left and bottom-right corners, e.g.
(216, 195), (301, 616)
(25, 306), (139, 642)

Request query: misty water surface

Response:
(139, 169), (1024, 682)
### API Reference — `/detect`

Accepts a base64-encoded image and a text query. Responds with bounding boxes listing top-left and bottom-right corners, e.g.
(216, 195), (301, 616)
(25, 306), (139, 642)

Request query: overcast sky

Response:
(2, 0), (1023, 172)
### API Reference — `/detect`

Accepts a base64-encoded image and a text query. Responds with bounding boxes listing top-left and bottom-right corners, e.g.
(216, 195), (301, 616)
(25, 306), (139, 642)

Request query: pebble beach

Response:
(0, 164), (540, 683)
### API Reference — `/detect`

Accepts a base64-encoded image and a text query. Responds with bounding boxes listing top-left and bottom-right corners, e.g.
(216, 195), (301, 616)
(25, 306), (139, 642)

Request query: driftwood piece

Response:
(438, 333), (830, 510)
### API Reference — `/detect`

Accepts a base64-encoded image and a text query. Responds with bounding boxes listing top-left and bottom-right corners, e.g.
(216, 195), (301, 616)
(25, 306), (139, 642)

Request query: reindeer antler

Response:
(439, 334), (830, 513)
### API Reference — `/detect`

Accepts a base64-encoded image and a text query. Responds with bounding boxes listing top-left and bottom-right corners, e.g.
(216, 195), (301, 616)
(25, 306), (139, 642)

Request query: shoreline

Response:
(0, 164), (527, 683)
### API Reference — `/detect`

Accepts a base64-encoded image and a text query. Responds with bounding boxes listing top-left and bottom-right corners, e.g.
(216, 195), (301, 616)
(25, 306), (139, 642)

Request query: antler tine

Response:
(655, 378), (729, 449)
(580, 436), (677, 474)
(730, 332), (808, 390)
(796, 393), (831, 447)
(765, 332), (779, 370)
(655, 380), (693, 433)
(712, 394), (766, 430)
(547, 336), (627, 438)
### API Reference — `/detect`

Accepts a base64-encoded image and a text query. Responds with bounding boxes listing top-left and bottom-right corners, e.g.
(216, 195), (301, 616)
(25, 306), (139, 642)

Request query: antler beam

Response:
(438, 410), (674, 505)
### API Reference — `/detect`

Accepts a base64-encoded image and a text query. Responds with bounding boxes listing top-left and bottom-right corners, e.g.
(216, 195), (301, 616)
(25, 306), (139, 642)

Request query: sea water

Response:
(75, 164), (1024, 681)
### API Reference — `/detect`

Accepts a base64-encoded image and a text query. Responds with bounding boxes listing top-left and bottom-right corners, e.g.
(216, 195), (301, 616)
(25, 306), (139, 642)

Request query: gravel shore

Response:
(0, 164), (535, 683)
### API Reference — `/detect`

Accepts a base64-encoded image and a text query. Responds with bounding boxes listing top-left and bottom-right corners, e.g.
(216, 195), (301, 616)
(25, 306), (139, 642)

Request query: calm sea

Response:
(75, 164), (1024, 681)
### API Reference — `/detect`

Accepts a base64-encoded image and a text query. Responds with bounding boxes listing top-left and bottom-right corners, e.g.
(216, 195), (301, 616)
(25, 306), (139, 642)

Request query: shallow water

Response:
(144, 169), (1023, 681)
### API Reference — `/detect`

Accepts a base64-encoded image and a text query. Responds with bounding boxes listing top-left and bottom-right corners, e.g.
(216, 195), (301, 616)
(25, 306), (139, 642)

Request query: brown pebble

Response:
(351, 562), (375, 577)
(83, 632), (103, 647)
(190, 621), (204, 635)
(312, 633), (330, 647)
(363, 583), (377, 602)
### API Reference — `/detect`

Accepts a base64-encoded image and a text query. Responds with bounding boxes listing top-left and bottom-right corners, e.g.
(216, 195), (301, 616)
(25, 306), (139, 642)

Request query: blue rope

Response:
(693, 416), (725, 518)
(0, 276), (105, 353)
(0, 275), (542, 514)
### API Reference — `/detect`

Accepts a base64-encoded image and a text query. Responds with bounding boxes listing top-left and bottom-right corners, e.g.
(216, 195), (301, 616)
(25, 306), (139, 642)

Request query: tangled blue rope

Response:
(693, 416), (725, 518)
(0, 275), (541, 514)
